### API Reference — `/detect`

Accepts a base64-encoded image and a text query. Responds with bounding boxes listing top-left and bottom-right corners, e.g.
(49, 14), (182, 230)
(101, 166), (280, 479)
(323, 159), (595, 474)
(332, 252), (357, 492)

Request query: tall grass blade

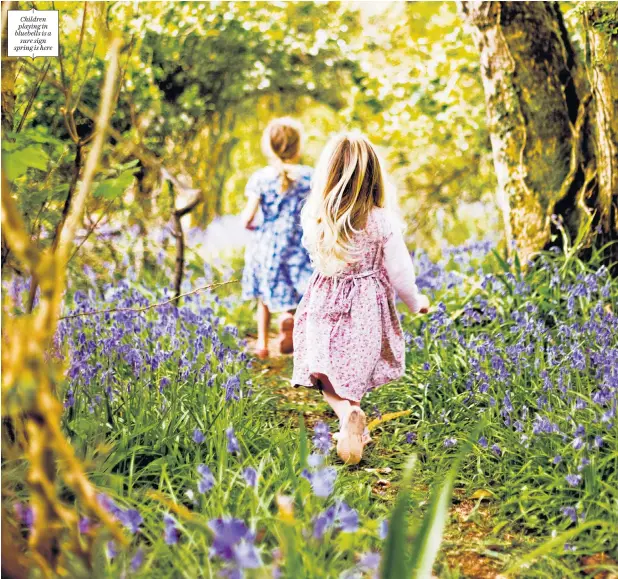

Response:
(408, 424), (481, 578)
(381, 455), (417, 579)
(504, 520), (611, 576)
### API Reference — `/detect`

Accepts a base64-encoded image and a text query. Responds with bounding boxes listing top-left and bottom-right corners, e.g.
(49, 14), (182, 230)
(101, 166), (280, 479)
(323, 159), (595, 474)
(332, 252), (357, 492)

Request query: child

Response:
(241, 118), (313, 359)
(293, 132), (429, 465)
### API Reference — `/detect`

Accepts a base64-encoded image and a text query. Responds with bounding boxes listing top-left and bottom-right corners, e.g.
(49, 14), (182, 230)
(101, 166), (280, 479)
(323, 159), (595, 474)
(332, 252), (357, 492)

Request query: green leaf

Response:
(93, 169), (136, 199)
(2, 146), (50, 180)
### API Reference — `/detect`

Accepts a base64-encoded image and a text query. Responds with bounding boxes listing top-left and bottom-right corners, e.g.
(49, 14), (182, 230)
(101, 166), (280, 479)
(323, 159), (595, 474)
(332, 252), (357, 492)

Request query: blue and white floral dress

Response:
(241, 165), (313, 312)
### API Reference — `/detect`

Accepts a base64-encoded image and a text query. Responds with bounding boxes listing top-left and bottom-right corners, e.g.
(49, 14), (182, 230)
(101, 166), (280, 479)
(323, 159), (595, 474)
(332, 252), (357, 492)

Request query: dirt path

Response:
(245, 335), (516, 578)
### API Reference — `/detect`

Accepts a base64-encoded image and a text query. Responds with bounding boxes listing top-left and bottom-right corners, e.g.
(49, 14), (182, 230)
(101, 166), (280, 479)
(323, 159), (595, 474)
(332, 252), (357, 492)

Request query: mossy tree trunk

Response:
(459, 1), (616, 262)
(585, 3), (618, 260)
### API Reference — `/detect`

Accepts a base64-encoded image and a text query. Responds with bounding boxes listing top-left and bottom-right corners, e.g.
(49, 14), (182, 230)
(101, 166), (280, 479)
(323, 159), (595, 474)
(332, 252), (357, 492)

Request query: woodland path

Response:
(245, 332), (518, 579)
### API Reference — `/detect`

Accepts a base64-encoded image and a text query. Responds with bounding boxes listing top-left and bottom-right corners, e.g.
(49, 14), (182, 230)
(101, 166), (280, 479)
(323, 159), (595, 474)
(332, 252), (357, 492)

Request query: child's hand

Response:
(418, 294), (430, 314)
(244, 219), (256, 231)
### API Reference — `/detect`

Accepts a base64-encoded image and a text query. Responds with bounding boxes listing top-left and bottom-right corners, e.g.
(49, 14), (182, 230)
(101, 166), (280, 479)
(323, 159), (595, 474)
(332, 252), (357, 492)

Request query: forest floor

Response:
(247, 333), (522, 579)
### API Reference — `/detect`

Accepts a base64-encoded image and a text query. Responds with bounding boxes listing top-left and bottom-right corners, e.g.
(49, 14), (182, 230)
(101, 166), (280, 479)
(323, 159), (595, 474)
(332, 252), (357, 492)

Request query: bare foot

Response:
(336, 408), (366, 465)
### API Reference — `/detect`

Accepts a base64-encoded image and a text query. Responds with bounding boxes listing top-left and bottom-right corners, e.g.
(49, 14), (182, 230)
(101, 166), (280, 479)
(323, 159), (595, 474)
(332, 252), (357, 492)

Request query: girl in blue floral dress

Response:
(241, 118), (313, 358)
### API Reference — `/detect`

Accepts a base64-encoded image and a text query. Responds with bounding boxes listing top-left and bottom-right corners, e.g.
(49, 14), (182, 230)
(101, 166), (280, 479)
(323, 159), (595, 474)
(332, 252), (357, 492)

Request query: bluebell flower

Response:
(131, 548), (145, 572)
(553, 455), (562, 465)
(226, 427), (240, 454)
(106, 540), (118, 559)
(193, 429), (205, 444)
(163, 513), (181, 545)
(14, 503), (34, 529)
(313, 422), (331, 454)
(478, 436), (488, 448)
(118, 508), (143, 534)
(78, 516), (90, 534)
(305, 467), (337, 498)
(243, 467), (257, 488)
(307, 453), (324, 468)
(336, 501), (359, 533)
(208, 517), (255, 562)
(561, 506), (577, 523)
(312, 505), (337, 539)
(444, 437), (457, 448)
(198, 464), (215, 493)
(565, 474), (582, 487)
(233, 539), (262, 569)
(491, 444), (502, 457)
(406, 432), (417, 444)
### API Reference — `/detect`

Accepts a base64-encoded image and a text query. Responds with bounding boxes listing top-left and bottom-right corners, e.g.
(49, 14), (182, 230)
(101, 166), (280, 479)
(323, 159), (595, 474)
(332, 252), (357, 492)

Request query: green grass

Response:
(3, 242), (618, 578)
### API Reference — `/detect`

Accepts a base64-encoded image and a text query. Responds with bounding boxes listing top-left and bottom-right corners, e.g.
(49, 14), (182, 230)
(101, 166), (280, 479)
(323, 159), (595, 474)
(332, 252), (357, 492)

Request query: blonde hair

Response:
(302, 132), (388, 277)
(262, 117), (303, 193)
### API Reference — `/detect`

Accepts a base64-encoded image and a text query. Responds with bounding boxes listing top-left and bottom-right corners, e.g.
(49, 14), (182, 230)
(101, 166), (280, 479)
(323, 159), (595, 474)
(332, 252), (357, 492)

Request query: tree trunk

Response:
(586, 3), (618, 264)
(459, 1), (593, 261)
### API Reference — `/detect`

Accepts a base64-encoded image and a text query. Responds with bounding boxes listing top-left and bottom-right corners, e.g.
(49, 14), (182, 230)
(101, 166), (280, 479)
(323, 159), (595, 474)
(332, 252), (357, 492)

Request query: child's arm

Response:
(241, 196), (260, 230)
(383, 227), (430, 314)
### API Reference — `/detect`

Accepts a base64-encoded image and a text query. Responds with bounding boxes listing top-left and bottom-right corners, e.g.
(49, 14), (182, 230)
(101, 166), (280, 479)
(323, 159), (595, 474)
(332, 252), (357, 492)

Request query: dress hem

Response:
(291, 374), (394, 403)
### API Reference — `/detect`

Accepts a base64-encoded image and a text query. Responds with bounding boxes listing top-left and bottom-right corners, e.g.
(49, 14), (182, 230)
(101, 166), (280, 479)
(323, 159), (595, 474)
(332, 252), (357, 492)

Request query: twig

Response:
(58, 278), (238, 321)
(67, 197), (117, 264)
(16, 61), (51, 133)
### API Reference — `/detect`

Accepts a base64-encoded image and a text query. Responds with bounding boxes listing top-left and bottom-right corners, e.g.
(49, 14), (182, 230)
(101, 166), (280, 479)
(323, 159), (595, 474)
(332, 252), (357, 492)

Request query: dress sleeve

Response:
(245, 171), (262, 200)
(382, 211), (423, 313)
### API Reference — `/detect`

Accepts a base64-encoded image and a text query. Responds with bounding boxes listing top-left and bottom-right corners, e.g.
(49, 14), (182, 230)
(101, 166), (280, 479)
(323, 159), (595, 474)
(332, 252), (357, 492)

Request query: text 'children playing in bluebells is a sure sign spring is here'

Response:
(7, 8), (59, 59)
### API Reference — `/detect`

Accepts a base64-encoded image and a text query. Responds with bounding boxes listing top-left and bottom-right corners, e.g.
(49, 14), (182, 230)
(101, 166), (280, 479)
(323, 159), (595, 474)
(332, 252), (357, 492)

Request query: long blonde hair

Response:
(302, 132), (388, 276)
(262, 117), (303, 193)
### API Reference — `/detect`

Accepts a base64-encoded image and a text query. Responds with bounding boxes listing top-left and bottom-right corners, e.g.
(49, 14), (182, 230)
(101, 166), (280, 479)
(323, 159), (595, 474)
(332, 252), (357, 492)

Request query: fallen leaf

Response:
(471, 489), (494, 500)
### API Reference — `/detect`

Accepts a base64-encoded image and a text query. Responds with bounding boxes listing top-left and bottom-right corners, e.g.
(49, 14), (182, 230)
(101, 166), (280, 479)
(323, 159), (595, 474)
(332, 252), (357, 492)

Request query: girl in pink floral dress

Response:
(293, 132), (429, 465)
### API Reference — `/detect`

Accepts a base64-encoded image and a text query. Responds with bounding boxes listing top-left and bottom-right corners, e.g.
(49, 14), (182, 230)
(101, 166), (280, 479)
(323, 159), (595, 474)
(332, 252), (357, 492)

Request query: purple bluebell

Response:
(131, 548), (145, 572)
(565, 474), (582, 487)
(553, 455), (563, 465)
(106, 540), (118, 559)
(491, 444), (502, 457)
(306, 467), (337, 498)
(478, 436), (488, 448)
(313, 422), (331, 454)
(307, 453), (324, 468)
(406, 432), (417, 444)
(379, 519), (388, 540)
(163, 513), (181, 545)
(78, 516), (90, 534)
(226, 427), (240, 454)
(14, 503), (34, 529)
(198, 464), (215, 493)
(208, 517), (254, 562)
(118, 508), (143, 534)
(336, 501), (359, 533)
(561, 506), (578, 523)
(242, 467), (258, 488)
(444, 437), (457, 448)
(233, 539), (262, 569)
(193, 429), (205, 444)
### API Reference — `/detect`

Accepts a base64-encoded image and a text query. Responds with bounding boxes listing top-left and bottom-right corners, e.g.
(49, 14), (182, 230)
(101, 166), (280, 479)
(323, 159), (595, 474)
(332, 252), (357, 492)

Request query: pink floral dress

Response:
(292, 207), (411, 402)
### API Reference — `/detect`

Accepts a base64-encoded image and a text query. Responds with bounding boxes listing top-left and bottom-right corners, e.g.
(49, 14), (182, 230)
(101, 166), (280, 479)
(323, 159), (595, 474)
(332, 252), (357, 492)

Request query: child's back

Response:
(241, 118), (314, 359)
(293, 132), (429, 465)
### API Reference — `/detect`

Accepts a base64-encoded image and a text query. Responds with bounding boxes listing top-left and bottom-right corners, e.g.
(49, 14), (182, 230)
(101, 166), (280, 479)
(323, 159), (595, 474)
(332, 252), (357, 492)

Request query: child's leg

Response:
(257, 300), (271, 351)
(318, 377), (366, 465)
(278, 309), (295, 354)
